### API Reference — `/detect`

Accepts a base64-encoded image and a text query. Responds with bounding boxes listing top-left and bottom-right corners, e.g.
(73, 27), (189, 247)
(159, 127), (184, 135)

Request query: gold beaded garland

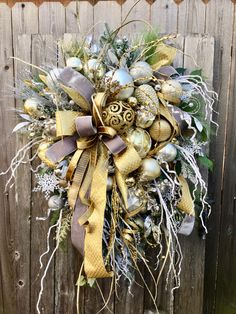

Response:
(102, 101), (135, 133)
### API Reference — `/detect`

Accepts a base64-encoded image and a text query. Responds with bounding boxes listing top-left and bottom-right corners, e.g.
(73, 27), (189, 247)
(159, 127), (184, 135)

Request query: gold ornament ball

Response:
(135, 108), (155, 129)
(126, 127), (152, 158)
(38, 141), (55, 169)
(102, 101), (135, 133)
(130, 61), (153, 85)
(149, 119), (172, 142)
(140, 158), (161, 181)
(106, 176), (114, 191)
(24, 98), (42, 118)
(134, 84), (159, 115)
(127, 96), (138, 107)
(161, 80), (183, 102)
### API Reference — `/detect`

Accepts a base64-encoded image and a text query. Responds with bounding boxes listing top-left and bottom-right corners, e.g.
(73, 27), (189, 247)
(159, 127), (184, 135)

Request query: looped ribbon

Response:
(43, 67), (142, 278)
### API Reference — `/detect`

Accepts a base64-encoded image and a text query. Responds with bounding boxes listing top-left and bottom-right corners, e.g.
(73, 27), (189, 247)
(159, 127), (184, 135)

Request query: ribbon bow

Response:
(44, 68), (142, 278)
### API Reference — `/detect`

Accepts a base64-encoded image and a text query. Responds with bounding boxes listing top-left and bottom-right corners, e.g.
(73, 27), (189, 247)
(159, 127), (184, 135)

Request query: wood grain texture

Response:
(30, 34), (56, 314)
(39, 2), (66, 36)
(0, 4), (16, 314)
(174, 34), (214, 314)
(11, 2), (38, 35)
(214, 7), (236, 314)
(121, 0), (150, 36)
(93, 0), (122, 37)
(13, 34), (32, 314)
(150, 0), (178, 33)
(66, 1), (94, 34)
(177, 0), (206, 34)
(204, 2), (235, 313)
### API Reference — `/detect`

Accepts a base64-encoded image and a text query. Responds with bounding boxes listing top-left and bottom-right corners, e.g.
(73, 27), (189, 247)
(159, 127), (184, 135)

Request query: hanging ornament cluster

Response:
(3, 20), (218, 313)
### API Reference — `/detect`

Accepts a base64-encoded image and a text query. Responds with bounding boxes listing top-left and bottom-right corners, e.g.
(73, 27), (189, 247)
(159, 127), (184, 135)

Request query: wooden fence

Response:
(0, 1), (236, 313)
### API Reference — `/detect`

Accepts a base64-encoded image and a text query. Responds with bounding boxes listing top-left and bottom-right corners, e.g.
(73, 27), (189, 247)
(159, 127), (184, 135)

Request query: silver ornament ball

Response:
(48, 195), (64, 209)
(106, 69), (134, 100)
(157, 143), (177, 163)
(66, 57), (83, 71)
(140, 158), (161, 181)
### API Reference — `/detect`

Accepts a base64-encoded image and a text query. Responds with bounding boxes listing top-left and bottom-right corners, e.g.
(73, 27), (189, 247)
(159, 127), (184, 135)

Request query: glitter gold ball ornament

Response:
(106, 176), (114, 191)
(66, 57), (83, 71)
(38, 141), (55, 169)
(127, 96), (138, 107)
(102, 101), (135, 133)
(161, 80), (183, 103)
(149, 119), (172, 142)
(134, 84), (159, 114)
(140, 158), (161, 181)
(130, 61), (153, 85)
(136, 108), (155, 129)
(24, 98), (42, 118)
(85, 58), (106, 80)
(126, 127), (152, 158)
(106, 69), (134, 100)
(157, 143), (177, 162)
(48, 195), (64, 209)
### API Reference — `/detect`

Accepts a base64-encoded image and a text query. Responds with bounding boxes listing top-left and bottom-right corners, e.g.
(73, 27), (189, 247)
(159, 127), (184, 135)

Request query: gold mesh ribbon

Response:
(56, 111), (82, 137)
(84, 144), (112, 278)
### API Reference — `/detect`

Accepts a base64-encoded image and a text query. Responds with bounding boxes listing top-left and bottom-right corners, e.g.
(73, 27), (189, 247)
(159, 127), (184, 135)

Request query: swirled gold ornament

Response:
(102, 101), (135, 133)
(149, 119), (172, 142)
(126, 127), (152, 158)
(134, 84), (159, 115)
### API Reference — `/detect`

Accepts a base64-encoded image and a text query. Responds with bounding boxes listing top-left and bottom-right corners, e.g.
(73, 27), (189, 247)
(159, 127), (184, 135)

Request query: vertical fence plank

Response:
(150, 0), (178, 33)
(174, 34), (214, 314)
(11, 5), (39, 313)
(66, 1), (94, 34)
(11, 2), (38, 35)
(13, 34), (32, 314)
(204, 1), (235, 313)
(121, 0), (150, 36)
(93, 1), (121, 37)
(39, 2), (66, 37)
(215, 9), (236, 314)
(177, 0), (206, 34)
(30, 34), (56, 314)
(0, 4), (16, 314)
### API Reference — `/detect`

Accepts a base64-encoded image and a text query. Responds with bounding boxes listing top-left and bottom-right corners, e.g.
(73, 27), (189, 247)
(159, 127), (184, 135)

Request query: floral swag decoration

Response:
(3, 20), (218, 313)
